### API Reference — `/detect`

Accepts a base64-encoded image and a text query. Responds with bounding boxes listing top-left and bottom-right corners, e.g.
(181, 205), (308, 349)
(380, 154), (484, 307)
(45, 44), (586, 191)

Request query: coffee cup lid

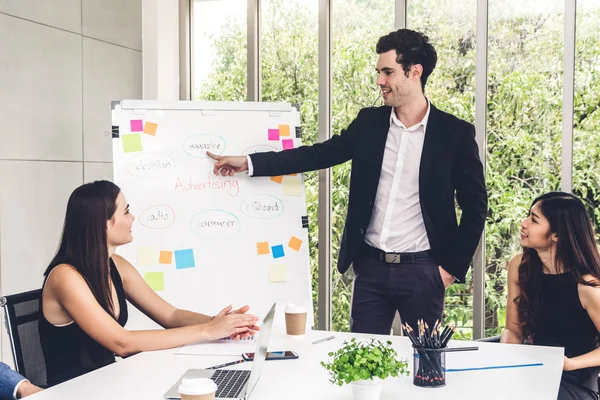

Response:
(178, 378), (217, 395)
(284, 303), (307, 314)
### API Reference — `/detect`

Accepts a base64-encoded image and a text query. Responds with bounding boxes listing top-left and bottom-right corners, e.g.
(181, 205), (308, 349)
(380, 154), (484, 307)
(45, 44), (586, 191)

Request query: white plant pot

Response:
(351, 377), (382, 400)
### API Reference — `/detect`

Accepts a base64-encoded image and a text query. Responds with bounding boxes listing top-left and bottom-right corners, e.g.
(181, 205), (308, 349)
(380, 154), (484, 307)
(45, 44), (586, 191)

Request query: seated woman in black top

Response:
(502, 192), (600, 400)
(40, 181), (260, 386)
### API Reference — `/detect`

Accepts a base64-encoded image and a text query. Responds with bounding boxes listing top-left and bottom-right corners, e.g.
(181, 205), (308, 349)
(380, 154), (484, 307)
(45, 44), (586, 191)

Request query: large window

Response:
(331, 0), (394, 332)
(260, 0), (320, 326)
(408, 0), (476, 339)
(190, 0), (599, 337)
(192, 0), (247, 101)
(573, 0), (600, 241)
(485, 0), (564, 336)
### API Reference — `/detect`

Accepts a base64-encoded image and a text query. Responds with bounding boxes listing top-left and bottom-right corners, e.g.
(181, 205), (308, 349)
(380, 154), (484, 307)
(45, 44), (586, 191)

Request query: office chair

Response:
(476, 335), (501, 342)
(1, 289), (47, 388)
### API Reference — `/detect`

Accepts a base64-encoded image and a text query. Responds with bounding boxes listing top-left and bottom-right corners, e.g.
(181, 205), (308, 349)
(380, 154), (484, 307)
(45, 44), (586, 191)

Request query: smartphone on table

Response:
(242, 350), (299, 361)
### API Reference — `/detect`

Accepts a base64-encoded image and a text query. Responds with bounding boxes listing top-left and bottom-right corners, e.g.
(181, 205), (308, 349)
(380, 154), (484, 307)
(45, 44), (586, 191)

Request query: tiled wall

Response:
(0, 0), (142, 363)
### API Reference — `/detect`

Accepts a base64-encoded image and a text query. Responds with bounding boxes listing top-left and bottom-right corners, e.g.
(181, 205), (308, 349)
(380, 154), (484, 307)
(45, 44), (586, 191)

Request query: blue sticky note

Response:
(175, 249), (195, 269)
(271, 245), (284, 259)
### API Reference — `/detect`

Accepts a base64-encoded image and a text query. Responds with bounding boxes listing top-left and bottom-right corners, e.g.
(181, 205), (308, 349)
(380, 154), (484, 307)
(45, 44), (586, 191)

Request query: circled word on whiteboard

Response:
(182, 134), (226, 158)
(127, 152), (175, 178)
(138, 204), (176, 229)
(190, 210), (240, 239)
(240, 194), (284, 219)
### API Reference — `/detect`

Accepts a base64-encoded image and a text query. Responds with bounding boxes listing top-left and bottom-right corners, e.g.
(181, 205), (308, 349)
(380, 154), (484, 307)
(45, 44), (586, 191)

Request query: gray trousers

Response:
(350, 251), (446, 334)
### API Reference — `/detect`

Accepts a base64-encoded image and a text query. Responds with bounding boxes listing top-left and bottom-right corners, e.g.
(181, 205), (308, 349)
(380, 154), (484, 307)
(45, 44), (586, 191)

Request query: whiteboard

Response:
(111, 100), (313, 330)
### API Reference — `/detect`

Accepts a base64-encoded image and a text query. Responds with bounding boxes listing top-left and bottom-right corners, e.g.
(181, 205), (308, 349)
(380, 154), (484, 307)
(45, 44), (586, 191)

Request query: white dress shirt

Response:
(364, 103), (431, 253)
(248, 103), (431, 254)
(247, 155), (255, 176)
(13, 379), (27, 399)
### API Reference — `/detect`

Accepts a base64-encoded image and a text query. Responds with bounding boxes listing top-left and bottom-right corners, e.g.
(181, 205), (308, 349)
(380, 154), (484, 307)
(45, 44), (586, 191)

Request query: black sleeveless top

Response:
(40, 259), (128, 387)
(533, 273), (599, 393)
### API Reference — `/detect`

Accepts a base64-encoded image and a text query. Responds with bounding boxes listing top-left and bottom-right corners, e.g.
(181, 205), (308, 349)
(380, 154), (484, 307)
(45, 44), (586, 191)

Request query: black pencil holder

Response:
(412, 346), (446, 388)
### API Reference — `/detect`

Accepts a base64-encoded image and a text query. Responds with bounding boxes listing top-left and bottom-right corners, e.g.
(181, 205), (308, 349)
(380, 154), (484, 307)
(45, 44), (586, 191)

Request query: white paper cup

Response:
(284, 304), (307, 336)
(178, 378), (218, 400)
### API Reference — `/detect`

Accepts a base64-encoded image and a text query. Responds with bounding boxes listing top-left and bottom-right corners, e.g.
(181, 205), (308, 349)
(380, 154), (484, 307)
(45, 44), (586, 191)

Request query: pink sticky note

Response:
(130, 120), (143, 132)
(268, 129), (280, 141)
(282, 139), (294, 150)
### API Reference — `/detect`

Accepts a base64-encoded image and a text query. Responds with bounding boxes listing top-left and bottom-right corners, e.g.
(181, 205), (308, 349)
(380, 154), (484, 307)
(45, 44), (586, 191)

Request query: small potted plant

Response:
(321, 338), (410, 400)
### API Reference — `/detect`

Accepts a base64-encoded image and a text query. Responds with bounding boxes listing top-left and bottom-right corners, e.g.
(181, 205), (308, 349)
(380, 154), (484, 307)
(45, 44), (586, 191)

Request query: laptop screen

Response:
(245, 303), (276, 398)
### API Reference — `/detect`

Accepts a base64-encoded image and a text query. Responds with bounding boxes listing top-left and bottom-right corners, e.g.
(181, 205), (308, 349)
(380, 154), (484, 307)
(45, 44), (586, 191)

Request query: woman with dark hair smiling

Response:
(40, 180), (259, 386)
(502, 192), (600, 400)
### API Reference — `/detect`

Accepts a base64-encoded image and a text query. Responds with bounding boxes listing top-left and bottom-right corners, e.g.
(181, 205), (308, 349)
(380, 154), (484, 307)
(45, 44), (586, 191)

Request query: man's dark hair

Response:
(376, 29), (437, 92)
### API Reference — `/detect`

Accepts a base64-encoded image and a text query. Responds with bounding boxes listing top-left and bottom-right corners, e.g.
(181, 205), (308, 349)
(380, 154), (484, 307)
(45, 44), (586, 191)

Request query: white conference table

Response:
(29, 328), (563, 400)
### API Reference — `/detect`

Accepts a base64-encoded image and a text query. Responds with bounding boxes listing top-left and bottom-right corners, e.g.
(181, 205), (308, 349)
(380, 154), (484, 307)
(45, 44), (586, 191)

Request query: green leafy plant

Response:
(320, 338), (410, 386)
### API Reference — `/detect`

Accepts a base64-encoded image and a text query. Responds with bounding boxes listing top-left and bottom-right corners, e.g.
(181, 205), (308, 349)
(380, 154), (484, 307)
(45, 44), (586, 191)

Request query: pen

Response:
(312, 335), (335, 345)
(443, 346), (479, 353)
(206, 359), (245, 369)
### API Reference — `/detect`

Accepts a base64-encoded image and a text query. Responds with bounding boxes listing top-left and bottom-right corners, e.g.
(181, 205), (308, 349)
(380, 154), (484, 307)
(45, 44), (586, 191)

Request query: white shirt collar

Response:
(390, 99), (431, 132)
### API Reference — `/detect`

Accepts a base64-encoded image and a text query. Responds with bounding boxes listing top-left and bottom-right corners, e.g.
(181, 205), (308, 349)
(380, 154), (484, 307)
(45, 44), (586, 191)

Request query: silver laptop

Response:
(164, 303), (276, 399)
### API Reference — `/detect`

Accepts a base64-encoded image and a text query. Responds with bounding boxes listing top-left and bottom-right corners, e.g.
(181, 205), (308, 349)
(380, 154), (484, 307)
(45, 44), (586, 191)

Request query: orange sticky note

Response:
(144, 122), (158, 135)
(270, 176), (283, 184)
(288, 236), (303, 251)
(257, 242), (270, 255)
(159, 251), (173, 264)
(278, 124), (290, 137)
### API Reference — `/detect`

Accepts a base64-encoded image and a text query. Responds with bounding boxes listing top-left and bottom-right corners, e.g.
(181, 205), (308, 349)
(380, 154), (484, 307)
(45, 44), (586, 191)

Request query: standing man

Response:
(208, 29), (487, 334)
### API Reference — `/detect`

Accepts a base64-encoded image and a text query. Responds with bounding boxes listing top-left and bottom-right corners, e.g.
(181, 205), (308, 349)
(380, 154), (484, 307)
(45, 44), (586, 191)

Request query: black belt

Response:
(364, 244), (431, 264)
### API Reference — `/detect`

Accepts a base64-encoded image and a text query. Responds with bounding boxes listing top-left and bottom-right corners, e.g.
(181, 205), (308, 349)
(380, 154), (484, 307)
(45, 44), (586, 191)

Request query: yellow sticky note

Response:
(122, 134), (142, 153)
(270, 176), (283, 184)
(268, 264), (288, 283)
(278, 124), (290, 137)
(137, 247), (157, 266)
(144, 272), (164, 291)
(144, 122), (158, 135)
(283, 176), (302, 196)
(257, 242), (270, 255)
(159, 251), (173, 264)
(288, 236), (303, 251)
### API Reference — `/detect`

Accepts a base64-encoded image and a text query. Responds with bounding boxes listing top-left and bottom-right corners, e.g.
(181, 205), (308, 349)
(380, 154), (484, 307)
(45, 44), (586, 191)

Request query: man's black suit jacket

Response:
(249, 104), (487, 282)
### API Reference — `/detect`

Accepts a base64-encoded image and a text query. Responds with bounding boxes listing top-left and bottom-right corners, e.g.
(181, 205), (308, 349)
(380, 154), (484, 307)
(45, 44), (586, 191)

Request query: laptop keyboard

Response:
(211, 369), (250, 398)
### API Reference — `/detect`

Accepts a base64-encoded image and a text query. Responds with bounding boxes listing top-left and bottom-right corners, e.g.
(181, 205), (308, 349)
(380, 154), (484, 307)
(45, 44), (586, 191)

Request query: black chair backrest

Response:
(1, 289), (46, 388)
(475, 335), (501, 343)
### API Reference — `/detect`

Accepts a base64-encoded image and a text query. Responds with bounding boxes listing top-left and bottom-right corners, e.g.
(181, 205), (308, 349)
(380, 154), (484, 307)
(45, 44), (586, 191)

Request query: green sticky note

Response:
(144, 272), (164, 291)
(122, 134), (143, 153)
(137, 247), (157, 266)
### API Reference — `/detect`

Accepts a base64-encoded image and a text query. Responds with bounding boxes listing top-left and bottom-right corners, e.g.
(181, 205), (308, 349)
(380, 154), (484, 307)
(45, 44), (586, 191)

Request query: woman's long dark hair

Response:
(46, 180), (121, 318)
(516, 192), (600, 340)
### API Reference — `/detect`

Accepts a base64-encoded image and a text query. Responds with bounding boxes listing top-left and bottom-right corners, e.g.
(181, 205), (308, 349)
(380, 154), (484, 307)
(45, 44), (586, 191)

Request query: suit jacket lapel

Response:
(368, 106), (392, 184)
(419, 104), (439, 189)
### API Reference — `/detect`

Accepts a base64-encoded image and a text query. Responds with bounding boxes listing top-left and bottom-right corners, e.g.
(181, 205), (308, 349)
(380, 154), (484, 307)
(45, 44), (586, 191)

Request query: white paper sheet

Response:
(445, 347), (544, 372)
(175, 336), (257, 356)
